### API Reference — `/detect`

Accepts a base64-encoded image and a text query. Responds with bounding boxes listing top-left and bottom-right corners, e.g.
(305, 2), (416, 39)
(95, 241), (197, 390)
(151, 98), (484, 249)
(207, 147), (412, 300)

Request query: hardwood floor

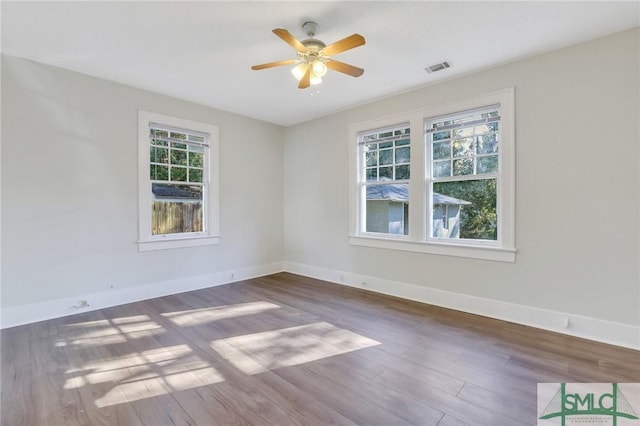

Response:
(2, 272), (638, 425)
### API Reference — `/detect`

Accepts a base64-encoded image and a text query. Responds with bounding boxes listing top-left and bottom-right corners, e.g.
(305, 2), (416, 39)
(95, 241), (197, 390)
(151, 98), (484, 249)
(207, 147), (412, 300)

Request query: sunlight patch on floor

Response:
(62, 315), (164, 346)
(62, 343), (225, 407)
(210, 322), (380, 374)
(161, 301), (281, 327)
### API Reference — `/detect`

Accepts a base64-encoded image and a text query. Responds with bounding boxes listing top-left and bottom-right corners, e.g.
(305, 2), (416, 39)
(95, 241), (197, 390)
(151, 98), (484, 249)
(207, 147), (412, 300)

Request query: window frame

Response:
(138, 110), (220, 251)
(349, 88), (516, 262)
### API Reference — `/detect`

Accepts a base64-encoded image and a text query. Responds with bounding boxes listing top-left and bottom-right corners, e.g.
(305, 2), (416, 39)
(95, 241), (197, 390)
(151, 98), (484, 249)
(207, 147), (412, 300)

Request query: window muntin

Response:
(358, 124), (411, 236)
(427, 106), (500, 243)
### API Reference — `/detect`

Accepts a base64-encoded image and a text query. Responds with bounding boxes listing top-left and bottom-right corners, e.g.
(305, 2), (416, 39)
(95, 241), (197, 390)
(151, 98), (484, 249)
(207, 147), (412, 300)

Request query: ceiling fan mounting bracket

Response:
(302, 21), (319, 38)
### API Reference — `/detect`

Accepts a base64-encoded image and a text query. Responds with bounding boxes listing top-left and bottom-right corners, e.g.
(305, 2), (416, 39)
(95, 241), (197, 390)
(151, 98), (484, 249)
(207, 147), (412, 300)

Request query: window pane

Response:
(432, 179), (497, 240)
(170, 132), (186, 140)
(453, 158), (473, 176)
(171, 149), (187, 166)
(379, 149), (393, 165)
(366, 168), (377, 181)
(395, 165), (410, 180)
(170, 166), (187, 181)
(433, 130), (450, 141)
(477, 155), (498, 174)
(150, 147), (168, 164)
(379, 166), (393, 179)
(379, 141), (393, 149)
(171, 142), (187, 150)
(152, 183), (203, 235)
(189, 152), (203, 167)
(188, 135), (205, 143)
(433, 141), (450, 160)
(433, 160), (451, 178)
(395, 146), (410, 163)
(151, 138), (168, 147)
(365, 183), (409, 235)
(452, 138), (474, 157)
(150, 164), (168, 181)
(395, 138), (410, 146)
(151, 129), (168, 138)
(477, 133), (499, 154)
(366, 151), (377, 167)
(453, 127), (473, 138)
(189, 168), (203, 183)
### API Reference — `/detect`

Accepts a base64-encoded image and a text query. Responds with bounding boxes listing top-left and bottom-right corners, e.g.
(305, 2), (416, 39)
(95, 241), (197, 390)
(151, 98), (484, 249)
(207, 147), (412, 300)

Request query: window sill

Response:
(349, 235), (516, 262)
(138, 235), (220, 252)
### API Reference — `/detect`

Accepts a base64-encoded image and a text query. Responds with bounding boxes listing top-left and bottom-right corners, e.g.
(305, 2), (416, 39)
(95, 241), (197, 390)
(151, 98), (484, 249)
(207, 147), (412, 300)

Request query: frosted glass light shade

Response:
(291, 63), (307, 80)
(312, 60), (327, 77)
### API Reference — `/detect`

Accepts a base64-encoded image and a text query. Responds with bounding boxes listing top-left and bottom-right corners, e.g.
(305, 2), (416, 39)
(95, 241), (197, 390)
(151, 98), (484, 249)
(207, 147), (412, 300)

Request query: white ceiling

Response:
(2, 1), (638, 127)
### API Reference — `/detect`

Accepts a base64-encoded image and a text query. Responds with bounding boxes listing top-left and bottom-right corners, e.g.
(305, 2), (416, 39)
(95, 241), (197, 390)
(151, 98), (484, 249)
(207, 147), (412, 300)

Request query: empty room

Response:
(1, 1), (639, 425)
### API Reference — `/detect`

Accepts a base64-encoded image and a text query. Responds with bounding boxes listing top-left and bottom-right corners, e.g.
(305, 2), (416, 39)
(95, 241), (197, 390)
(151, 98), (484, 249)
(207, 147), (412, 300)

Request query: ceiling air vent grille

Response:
(425, 61), (452, 73)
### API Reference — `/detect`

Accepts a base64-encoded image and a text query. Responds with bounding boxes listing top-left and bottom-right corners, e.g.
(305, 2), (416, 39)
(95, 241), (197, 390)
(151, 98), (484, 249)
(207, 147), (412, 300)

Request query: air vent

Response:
(425, 61), (452, 74)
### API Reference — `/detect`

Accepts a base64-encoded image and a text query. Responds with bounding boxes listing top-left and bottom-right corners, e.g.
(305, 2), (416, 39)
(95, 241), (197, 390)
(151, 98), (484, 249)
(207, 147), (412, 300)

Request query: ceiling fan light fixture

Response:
(291, 63), (307, 80)
(310, 74), (322, 85)
(312, 60), (327, 77)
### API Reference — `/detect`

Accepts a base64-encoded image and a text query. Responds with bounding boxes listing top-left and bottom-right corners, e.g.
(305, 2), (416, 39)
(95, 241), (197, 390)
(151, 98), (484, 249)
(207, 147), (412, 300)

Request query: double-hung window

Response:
(427, 106), (500, 243)
(350, 89), (515, 262)
(358, 124), (411, 235)
(138, 111), (220, 251)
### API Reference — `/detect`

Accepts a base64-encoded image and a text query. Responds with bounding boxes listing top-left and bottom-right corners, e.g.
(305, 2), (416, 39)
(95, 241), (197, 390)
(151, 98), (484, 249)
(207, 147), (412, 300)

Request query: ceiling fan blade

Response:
(251, 59), (298, 71)
(321, 34), (365, 56)
(298, 65), (312, 89)
(273, 28), (307, 52)
(326, 60), (364, 77)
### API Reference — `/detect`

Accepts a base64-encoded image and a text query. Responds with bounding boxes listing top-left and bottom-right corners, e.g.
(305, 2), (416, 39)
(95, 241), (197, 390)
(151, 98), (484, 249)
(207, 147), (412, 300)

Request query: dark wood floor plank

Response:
(374, 368), (532, 426)
(303, 354), (445, 425)
(2, 272), (637, 426)
(456, 381), (536, 422)
(274, 363), (416, 425)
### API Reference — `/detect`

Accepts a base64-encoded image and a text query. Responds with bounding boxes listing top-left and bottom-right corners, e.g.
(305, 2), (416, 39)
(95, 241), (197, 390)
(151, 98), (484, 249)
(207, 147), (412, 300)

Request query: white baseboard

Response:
(0, 262), (284, 329)
(4, 260), (638, 350)
(283, 261), (640, 350)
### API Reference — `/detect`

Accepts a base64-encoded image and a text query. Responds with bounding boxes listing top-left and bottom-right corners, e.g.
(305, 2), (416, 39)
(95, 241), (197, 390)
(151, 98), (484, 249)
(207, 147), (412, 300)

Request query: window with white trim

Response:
(358, 124), (411, 235)
(350, 89), (515, 262)
(138, 111), (220, 251)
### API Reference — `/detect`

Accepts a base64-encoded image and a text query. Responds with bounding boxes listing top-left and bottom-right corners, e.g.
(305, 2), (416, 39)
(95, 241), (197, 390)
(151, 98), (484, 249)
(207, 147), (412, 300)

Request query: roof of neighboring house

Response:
(152, 183), (201, 200)
(366, 183), (471, 205)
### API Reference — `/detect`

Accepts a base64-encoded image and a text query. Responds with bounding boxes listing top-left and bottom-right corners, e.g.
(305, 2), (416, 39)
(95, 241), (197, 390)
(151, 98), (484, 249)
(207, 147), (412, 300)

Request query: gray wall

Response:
(1, 55), (284, 308)
(283, 28), (639, 326)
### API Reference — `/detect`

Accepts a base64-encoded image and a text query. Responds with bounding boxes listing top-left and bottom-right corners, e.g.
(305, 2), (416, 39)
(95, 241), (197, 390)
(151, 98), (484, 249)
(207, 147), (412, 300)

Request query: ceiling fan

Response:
(251, 21), (365, 89)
